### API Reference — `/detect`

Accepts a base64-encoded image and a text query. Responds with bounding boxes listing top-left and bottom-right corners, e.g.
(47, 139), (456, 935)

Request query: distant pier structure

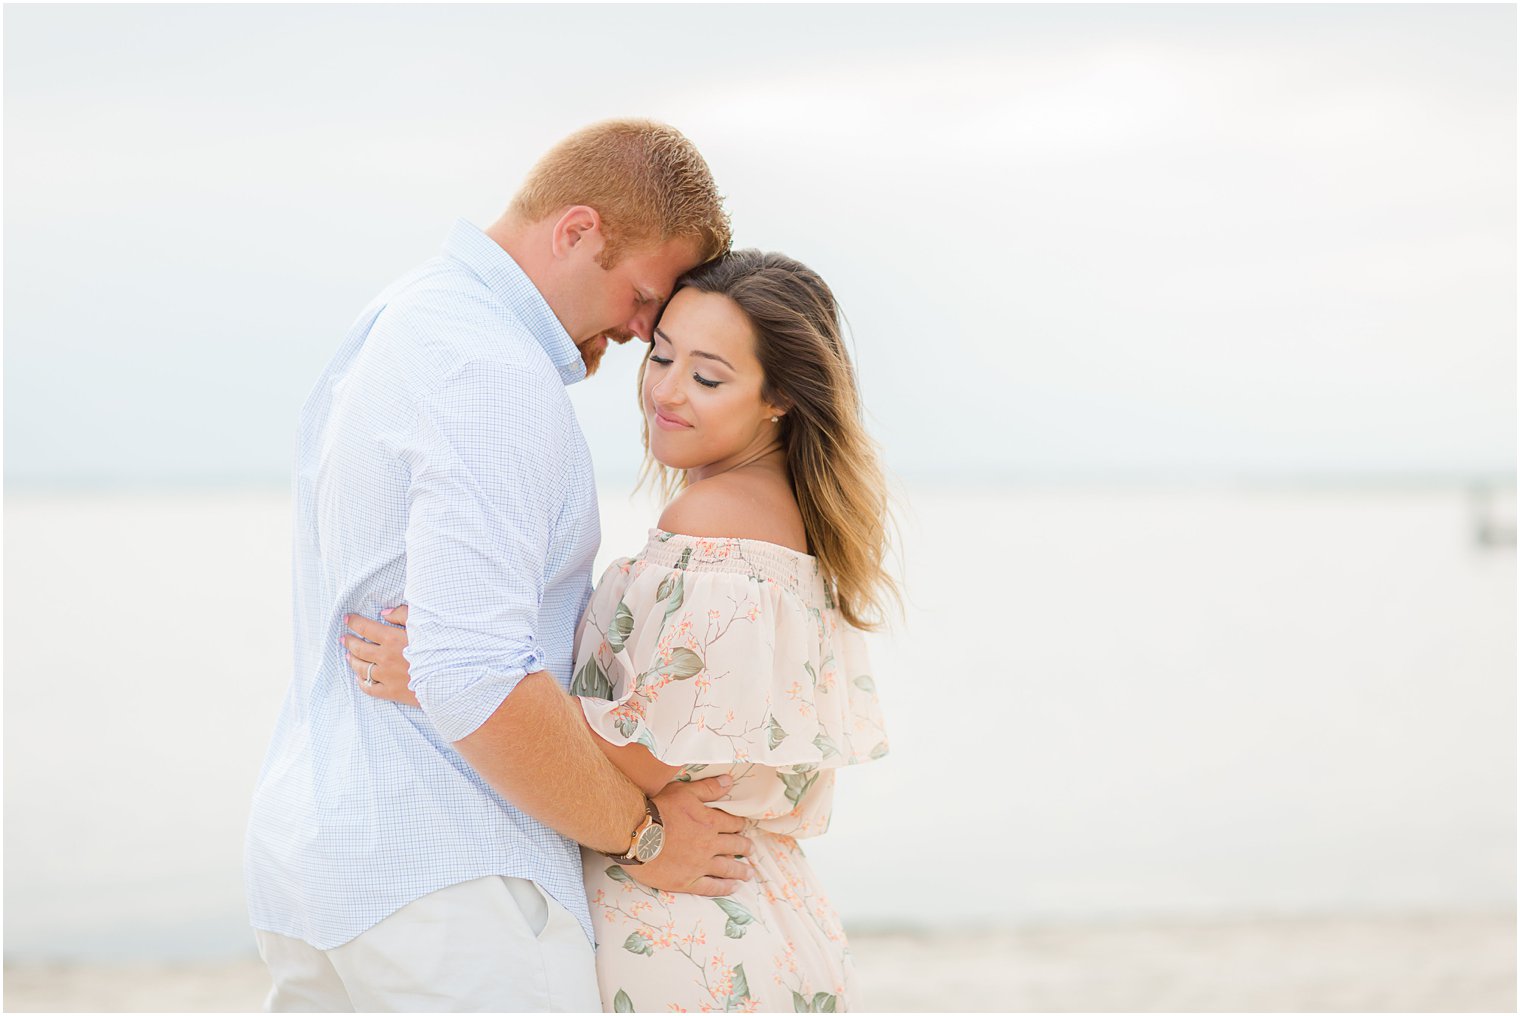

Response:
(1471, 482), (1517, 548)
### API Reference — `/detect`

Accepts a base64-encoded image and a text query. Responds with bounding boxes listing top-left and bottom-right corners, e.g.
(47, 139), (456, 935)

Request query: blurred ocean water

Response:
(3, 483), (1514, 961)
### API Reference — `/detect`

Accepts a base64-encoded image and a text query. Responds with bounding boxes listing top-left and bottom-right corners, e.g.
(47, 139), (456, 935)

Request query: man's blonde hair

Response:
(509, 119), (731, 267)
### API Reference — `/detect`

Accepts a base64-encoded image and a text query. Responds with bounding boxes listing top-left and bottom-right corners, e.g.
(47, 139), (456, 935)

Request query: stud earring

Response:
(771, 416), (780, 423)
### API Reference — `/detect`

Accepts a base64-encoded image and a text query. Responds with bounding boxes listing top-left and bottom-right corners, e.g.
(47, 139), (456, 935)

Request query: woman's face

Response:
(642, 288), (785, 474)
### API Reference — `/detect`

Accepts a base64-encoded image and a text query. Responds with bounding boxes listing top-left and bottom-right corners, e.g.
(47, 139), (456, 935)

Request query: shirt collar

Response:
(442, 219), (587, 386)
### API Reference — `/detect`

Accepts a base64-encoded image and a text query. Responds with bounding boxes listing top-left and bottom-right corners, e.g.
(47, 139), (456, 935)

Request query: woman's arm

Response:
(347, 607), (683, 797)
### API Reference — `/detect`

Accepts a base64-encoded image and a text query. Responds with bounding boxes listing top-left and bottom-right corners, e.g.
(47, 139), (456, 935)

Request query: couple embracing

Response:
(245, 120), (895, 1013)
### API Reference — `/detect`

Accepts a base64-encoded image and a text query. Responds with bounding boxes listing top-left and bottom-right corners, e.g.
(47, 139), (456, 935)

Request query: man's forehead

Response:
(638, 237), (703, 274)
(627, 259), (685, 300)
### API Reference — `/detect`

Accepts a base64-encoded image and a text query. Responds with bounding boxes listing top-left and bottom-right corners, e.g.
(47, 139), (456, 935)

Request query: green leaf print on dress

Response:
(607, 601), (636, 653)
(657, 646), (704, 680)
(793, 991), (839, 1013)
(653, 547), (693, 625)
(605, 865), (658, 898)
(613, 989), (635, 1012)
(727, 963), (752, 1012)
(765, 713), (788, 750)
(779, 767), (820, 807)
(571, 657), (612, 699)
(655, 577), (685, 627)
(622, 931), (654, 957)
(713, 896), (756, 939)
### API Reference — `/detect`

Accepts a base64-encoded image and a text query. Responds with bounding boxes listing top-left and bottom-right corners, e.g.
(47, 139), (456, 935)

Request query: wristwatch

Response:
(600, 796), (665, 866)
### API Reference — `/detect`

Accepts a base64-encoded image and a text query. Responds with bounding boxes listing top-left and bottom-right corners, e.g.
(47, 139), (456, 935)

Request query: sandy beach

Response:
(5, 912), (1513, 1013)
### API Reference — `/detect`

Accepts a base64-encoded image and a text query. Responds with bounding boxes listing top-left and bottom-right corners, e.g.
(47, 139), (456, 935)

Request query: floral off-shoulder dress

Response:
(571, 529), (889, 1014)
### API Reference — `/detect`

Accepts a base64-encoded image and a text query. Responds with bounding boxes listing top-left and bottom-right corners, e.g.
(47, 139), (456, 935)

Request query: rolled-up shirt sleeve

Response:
(399, 357), (569, 742)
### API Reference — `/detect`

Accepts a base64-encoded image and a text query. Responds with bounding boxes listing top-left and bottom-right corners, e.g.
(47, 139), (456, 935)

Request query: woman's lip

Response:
(653, 409), (692, 430)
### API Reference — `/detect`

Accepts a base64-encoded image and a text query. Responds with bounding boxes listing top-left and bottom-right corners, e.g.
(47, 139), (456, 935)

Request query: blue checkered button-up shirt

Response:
(245, 221), (600, 948)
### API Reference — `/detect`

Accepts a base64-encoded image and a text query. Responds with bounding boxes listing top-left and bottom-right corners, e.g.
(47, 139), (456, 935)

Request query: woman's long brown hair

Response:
(637, 250), (900, 631)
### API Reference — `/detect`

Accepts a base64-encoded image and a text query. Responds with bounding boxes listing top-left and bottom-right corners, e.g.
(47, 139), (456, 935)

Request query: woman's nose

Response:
(651, 371), (683, 405)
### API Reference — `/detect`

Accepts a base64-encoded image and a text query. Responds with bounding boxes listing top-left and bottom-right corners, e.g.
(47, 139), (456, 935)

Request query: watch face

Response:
(634, 822), (665, 863)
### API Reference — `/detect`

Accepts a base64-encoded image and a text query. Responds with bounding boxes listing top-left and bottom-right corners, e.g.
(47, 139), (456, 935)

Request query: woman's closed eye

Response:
(650, 351), (722, 389)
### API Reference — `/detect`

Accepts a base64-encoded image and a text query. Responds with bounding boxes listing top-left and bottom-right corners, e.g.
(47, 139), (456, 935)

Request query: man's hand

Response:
(630, 778), (755, 897)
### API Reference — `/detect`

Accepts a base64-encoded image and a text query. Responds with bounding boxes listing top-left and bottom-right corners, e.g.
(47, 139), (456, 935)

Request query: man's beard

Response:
(580, 330), (635, 376)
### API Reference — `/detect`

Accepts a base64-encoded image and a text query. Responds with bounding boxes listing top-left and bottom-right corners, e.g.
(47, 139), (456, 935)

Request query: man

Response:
(245, 120), (751, 1012)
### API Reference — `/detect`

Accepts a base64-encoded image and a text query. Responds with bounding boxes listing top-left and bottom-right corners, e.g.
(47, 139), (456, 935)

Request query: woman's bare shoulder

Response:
(658, 471), (808, 553)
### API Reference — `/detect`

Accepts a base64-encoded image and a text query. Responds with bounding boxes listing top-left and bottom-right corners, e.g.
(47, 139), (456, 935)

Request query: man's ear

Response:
(550, 205), (604, 262)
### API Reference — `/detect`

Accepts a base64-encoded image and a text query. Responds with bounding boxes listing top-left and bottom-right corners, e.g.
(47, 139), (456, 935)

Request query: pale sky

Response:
(4, 4), (1514, 486)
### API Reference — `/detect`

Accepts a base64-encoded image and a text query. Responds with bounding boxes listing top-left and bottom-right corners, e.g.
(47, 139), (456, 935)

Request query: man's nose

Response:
(629, 306), (658, 343)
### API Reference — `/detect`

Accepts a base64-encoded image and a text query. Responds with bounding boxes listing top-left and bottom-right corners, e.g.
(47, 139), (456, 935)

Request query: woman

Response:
(346, 250), (895, 1013)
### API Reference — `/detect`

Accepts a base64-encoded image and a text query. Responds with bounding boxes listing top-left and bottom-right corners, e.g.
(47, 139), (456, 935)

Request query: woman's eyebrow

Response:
(653, 328), (735, 370)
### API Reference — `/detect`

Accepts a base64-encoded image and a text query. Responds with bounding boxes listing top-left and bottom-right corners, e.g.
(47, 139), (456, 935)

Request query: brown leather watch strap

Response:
(597, 795), (661, 864)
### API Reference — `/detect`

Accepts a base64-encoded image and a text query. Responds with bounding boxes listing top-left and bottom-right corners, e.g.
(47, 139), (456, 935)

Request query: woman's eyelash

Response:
(650, 351), (720, 389)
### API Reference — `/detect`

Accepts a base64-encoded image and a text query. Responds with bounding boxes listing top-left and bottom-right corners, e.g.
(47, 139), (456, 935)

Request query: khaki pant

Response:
(255, 876), (600, 1012)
